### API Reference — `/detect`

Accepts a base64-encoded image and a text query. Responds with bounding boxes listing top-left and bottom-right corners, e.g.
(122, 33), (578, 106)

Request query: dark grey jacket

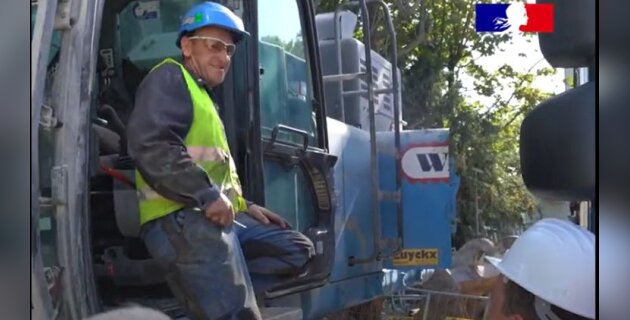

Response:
(127, 63), (251, 212)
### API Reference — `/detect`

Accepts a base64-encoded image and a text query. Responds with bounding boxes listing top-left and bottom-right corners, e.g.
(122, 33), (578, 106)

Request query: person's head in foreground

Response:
(84, 305), (170, 320)
(485, 218), (595, 320)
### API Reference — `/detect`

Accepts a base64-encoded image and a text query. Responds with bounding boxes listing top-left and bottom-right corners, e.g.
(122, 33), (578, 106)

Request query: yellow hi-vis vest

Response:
(136, 58), (247, 225)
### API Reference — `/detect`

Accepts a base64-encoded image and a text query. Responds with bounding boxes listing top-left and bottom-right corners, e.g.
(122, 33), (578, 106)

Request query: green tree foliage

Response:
(261, 34), (305, 58)
(315, 0), (558, 245)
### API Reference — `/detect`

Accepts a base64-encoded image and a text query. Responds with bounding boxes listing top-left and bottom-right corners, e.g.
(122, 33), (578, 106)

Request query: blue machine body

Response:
(266, 119), (460, 319)
(378, 128), (459, 271)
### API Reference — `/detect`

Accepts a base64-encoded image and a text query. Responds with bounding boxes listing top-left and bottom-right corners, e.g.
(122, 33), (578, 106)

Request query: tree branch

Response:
(397, 0), (431, 60)
(397, 29), (427, 59)
(394, 0), (414, 20)
(483, 57), (546, 119)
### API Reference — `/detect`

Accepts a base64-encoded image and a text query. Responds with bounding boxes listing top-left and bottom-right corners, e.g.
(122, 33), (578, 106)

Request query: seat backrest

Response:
(116, 0), (195, 72)
(112, 170), (142, 238)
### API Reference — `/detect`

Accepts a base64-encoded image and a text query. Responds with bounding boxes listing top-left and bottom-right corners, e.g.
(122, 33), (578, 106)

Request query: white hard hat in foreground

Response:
(485, 218), (595, 319)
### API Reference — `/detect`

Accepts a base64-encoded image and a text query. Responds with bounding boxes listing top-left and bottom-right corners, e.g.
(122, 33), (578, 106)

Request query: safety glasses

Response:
(188, 36), (236, 57)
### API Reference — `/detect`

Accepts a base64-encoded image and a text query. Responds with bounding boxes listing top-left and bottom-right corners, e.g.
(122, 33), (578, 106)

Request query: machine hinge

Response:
(40, 104), (63, 129)
(54, 0), (74, 30)
(51, 166), (68, 205)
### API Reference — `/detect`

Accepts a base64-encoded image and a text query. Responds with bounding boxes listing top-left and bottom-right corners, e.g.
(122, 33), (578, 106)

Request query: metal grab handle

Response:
(343, 0), (403, 266)
(269, 124), (310, 153)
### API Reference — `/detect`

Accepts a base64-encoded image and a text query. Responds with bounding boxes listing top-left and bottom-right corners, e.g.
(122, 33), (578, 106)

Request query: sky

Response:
(258, 0), (302, 43)
(257, 1), (568, 112)
(461, 32), (567, 111)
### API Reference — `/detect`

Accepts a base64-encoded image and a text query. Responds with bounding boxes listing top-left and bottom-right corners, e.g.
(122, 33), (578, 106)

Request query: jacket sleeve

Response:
(126, 63), (221, 211)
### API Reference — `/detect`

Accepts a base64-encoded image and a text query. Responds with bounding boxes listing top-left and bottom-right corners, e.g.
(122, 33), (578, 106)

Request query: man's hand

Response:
(246, 204), (288, 228)
(204, 193), (234, 227)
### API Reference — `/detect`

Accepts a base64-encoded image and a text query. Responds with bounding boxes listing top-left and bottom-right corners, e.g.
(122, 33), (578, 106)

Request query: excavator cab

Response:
(32, 0), (459, 318)
(88, 0), (339, 311)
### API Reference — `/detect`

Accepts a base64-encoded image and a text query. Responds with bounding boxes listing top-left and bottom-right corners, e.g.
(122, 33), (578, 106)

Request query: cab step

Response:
(261, 307), (303, 320)
(173, 307), (302, 320)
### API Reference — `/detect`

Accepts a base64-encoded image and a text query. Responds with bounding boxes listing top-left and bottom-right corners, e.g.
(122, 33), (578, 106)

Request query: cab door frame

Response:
(246, 0), (337, 296)
(32, 0), (64, 317)
(32, 0), (105, 317)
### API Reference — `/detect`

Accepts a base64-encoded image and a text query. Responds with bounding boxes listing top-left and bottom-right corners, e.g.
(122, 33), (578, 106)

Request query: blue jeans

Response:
(141, 209), (315, 320)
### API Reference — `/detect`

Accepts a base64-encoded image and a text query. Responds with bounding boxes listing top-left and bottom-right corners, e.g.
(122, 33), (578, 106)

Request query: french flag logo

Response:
(475, 3), (554, 33)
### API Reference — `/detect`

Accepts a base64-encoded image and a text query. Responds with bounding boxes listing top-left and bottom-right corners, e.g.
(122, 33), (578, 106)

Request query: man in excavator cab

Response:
(126, 2), (315, 319)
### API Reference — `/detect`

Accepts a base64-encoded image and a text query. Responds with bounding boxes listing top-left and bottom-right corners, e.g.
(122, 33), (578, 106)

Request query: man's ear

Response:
(181, 37), (193, 58)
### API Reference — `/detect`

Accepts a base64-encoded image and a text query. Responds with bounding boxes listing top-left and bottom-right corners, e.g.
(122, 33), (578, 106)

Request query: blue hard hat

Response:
(176, 1), (250, 48)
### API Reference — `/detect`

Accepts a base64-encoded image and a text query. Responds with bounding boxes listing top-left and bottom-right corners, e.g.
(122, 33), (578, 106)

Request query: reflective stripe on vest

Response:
(135, 58), (247, 225)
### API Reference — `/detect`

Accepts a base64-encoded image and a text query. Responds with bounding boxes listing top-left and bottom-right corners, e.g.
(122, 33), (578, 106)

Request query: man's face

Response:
(181, 26), (235, 87)
(487, 277), (523, 320)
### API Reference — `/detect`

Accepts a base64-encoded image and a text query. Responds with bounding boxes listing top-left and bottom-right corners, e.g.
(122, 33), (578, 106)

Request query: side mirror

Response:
(520, 0), (595, 201)
(537, 0), (595, 68)
(520, 82), (595, 201)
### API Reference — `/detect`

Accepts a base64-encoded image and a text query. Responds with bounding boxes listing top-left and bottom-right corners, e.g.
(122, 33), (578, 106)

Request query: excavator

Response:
(31, 0), (594, 319)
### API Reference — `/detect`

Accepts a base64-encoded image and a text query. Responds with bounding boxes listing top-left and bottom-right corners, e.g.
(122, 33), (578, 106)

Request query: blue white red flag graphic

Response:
(475, 3), (554, 33)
